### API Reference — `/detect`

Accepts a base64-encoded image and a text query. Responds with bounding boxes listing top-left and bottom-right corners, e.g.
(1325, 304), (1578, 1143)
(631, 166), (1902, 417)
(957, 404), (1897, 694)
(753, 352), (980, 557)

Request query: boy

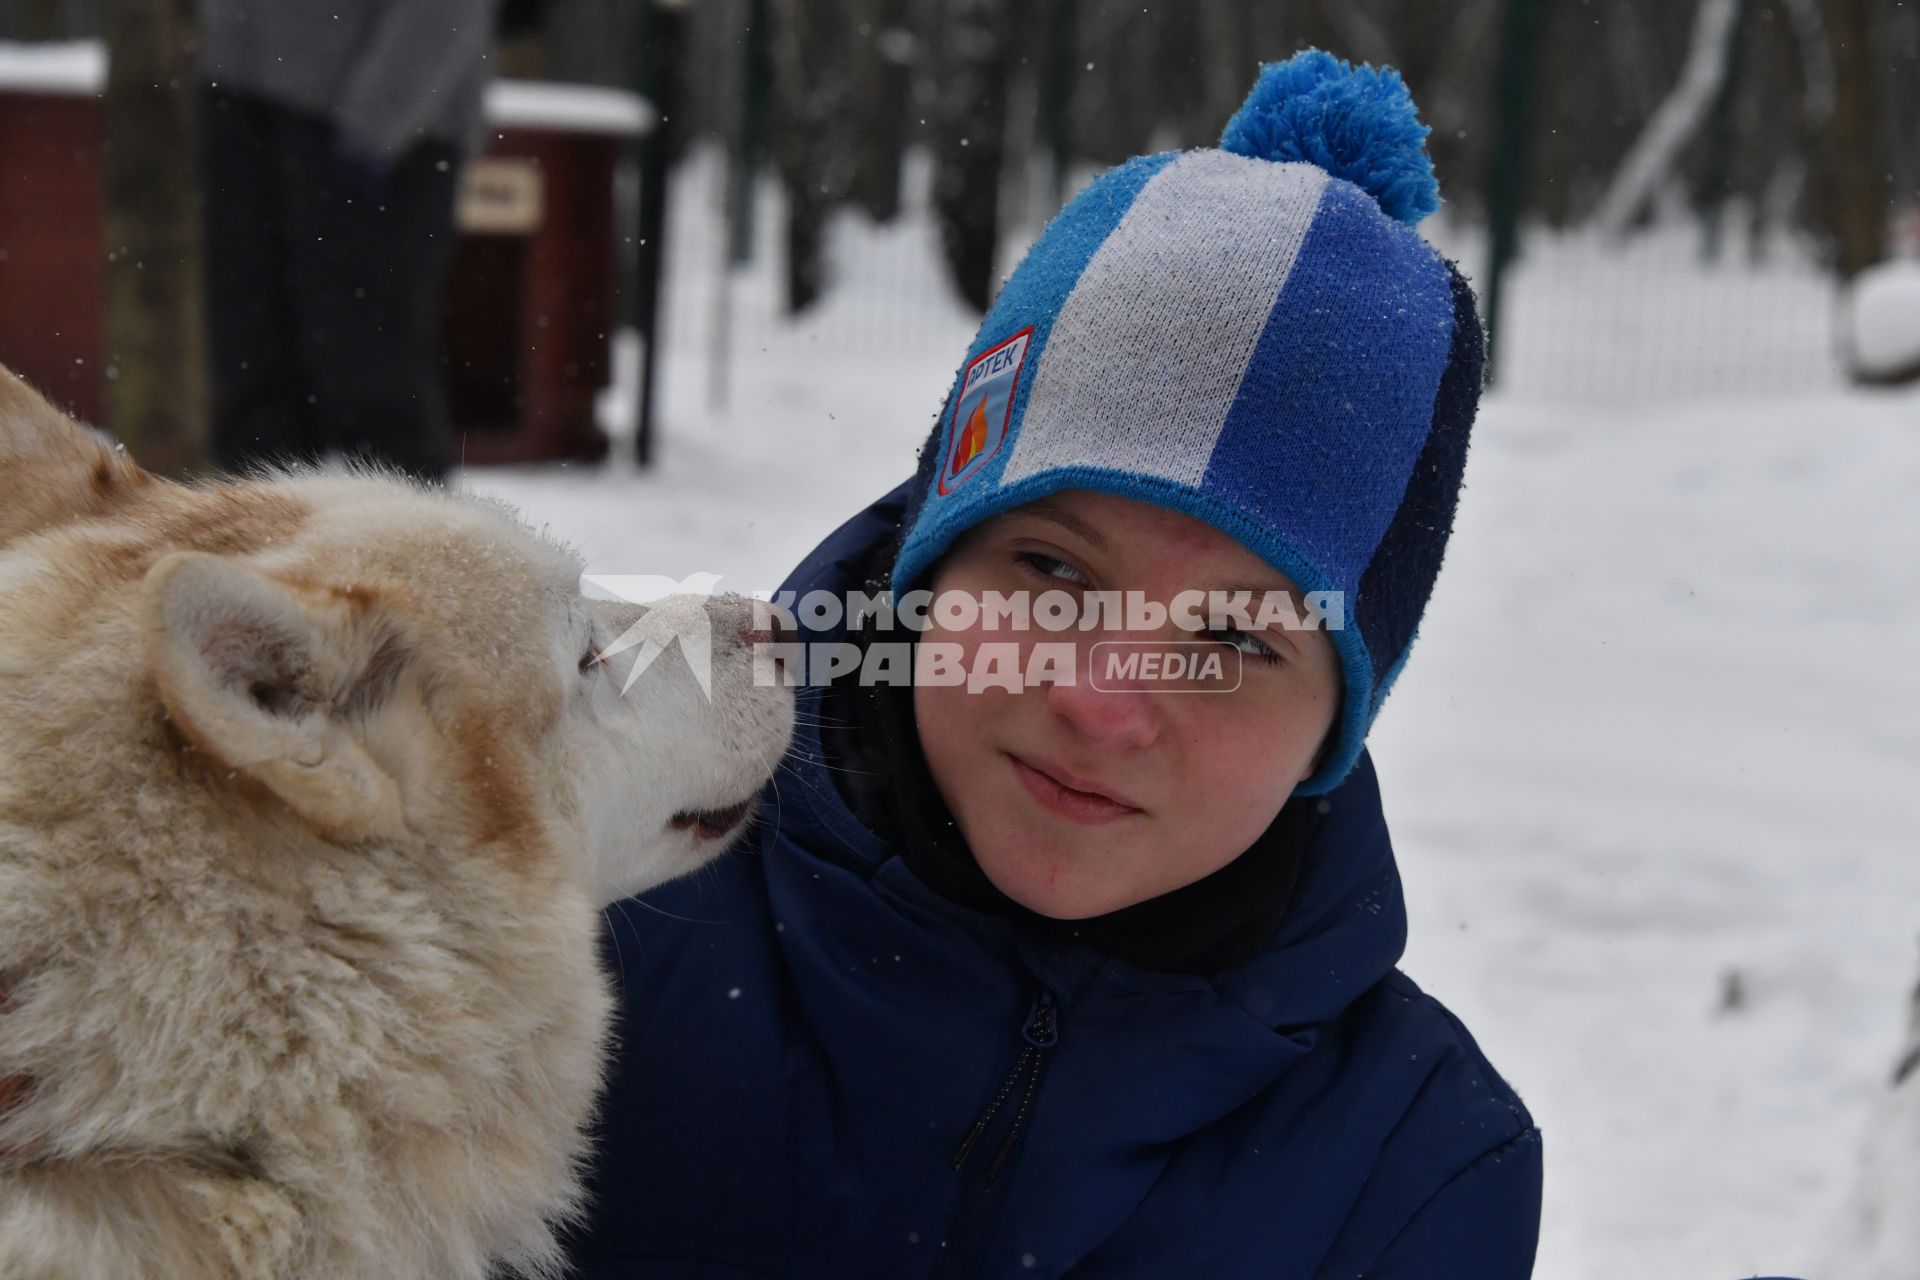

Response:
(573, 51), (1541, 1278)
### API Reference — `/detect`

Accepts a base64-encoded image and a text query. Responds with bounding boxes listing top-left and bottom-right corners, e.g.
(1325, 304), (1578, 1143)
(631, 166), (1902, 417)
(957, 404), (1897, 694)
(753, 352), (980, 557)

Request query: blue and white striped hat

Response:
(892, 50), (1484, 797)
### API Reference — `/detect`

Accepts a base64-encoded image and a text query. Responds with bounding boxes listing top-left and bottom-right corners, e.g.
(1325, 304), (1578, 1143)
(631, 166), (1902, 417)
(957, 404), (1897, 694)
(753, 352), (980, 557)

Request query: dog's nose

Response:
(738, 604), (796, 648)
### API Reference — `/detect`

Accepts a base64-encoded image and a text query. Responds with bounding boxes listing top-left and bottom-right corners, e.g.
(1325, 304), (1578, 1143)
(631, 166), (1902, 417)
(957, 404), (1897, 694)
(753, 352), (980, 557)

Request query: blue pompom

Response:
(1220, 49), (1439, 226)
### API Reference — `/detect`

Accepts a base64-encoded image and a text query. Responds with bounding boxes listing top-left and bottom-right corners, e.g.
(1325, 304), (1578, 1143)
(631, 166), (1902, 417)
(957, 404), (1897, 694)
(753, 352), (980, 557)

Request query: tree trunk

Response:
(849, 0), (916, 223)
(1825, 0), (1885, 278)
(931, 0), (1015, 312)
(769, 0), (854, 312)
(100, 0), (206, 474)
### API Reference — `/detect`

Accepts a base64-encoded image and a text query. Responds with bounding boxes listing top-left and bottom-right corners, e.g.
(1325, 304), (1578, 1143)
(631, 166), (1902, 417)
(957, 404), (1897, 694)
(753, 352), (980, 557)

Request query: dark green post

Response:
(729, 0), (771, 267)
(1482, 0), (1546, 386)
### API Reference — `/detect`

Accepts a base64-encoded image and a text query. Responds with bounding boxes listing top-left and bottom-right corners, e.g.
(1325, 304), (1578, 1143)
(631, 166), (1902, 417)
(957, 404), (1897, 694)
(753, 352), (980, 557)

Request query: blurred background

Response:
(2, 2), (1919, 1278)
(5, 0), (1920, 467)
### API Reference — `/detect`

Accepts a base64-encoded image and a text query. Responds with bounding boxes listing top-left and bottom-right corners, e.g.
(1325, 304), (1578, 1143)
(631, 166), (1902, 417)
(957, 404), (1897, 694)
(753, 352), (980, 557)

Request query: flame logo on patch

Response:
(949, 398), (990, 479)
(938, 327), (1032, 496)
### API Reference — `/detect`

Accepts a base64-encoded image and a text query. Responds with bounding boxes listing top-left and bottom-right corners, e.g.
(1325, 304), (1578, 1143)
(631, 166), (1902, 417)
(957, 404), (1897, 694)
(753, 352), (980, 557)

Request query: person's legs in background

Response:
(202, 88), (321, 474)
(281, 114), (460, 484)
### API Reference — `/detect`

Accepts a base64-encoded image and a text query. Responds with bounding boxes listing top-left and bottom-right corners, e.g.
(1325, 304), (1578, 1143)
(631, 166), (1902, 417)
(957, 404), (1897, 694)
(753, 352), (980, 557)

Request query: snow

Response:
(1833, 1055), (1920, 1280)
(483, 80), (653, 138)
(0, 40), (105, 97)
(1847, 260), (1920, 381)
(0, 43), (651, 140)
(461, 152), (1917, 1279)
(1423, 215), (1843, 402)
(1374, 389), (1920, 1280)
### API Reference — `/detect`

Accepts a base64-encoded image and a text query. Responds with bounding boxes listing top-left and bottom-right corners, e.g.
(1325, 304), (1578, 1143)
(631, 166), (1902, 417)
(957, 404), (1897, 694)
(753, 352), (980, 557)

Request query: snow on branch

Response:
(1590, 0), (1741, 240)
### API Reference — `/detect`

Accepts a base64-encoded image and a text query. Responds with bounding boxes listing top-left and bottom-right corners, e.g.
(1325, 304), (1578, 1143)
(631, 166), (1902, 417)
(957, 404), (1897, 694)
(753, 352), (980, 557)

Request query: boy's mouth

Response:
(1006, 753), (1143, 824)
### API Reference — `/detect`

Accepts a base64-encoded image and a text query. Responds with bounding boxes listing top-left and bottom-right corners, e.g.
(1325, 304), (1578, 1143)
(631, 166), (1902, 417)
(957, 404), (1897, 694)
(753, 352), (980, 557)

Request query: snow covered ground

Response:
(1379, 390), (1920, 1280)
(463, 157), (1920, 1280)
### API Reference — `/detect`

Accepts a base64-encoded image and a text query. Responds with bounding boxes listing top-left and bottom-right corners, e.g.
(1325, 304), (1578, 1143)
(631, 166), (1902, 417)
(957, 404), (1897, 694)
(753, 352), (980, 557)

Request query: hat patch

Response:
(940, 328), (1031, 495)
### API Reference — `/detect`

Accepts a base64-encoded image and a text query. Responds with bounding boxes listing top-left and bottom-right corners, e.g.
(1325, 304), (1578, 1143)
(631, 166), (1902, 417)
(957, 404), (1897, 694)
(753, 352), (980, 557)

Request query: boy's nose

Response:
(1040, 648), (1159, 751)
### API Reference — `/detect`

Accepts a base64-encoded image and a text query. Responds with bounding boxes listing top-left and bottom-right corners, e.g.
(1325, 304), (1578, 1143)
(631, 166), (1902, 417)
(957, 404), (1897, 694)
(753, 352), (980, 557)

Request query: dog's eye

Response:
(579, 645), (600, 675)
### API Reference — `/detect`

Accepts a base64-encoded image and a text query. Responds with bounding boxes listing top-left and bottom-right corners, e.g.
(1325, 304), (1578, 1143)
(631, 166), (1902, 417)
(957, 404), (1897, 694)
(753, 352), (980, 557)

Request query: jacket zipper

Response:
(951, 989), (1057, 1186)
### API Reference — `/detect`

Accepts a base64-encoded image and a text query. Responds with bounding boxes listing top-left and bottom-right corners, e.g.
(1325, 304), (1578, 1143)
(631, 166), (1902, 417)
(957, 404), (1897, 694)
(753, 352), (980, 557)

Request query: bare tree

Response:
(1823, 0), (1885, 277)
(1315, 0), (1396, 69)
(1592, 0), (1744, 238)
(930, 0), (1017, 311)
(100, 0), (206, 473)
(849, 0), (917, 223)
(1779, 0), (1836, 125)
(769, 0), (857, 312)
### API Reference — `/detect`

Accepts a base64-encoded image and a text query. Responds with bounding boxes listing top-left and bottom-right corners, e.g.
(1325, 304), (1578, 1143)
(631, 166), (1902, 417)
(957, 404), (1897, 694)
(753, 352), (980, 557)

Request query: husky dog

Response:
(0, 368), (793, 1279)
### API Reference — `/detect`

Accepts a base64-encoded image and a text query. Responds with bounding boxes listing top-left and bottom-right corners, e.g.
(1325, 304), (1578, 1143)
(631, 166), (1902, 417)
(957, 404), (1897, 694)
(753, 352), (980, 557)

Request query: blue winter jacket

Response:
(570, 484), (1543, 1279)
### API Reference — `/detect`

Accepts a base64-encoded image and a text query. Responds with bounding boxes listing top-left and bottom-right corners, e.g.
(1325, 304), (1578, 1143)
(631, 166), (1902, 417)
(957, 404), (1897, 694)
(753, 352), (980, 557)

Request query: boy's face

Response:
(913, 488), (1341, 921)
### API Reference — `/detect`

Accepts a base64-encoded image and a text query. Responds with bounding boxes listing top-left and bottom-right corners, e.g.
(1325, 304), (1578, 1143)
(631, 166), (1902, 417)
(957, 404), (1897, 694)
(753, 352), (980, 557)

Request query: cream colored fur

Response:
(0, 368), (793, 1279)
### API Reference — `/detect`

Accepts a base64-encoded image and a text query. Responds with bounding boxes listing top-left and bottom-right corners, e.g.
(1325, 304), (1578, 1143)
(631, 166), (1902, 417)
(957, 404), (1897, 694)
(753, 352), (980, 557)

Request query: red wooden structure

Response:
(0, 43), (648, 465)
(0, 44), (105, 425)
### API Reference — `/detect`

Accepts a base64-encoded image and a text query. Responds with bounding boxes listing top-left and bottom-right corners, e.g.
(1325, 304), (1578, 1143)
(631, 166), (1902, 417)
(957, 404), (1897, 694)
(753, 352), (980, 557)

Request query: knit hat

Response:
(891, 49), (1484, 798)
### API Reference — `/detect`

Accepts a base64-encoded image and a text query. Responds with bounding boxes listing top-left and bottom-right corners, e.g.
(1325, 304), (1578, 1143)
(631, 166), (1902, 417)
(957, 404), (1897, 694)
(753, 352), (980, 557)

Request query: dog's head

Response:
(0, 367), (792, 908)
(0, 366), (797, 1273)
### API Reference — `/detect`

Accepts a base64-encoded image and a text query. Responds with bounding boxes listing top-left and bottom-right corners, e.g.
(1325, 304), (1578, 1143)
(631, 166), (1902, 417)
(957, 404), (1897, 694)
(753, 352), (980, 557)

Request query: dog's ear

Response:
(0, 365), (152, 546)
(144, 551), (407, 841)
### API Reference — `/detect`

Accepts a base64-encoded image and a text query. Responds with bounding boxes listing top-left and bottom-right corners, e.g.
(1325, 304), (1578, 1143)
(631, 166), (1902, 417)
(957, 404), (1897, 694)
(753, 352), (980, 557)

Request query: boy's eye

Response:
(1204, 624), (1283, 665)
(1017, 551), (1088, 585)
